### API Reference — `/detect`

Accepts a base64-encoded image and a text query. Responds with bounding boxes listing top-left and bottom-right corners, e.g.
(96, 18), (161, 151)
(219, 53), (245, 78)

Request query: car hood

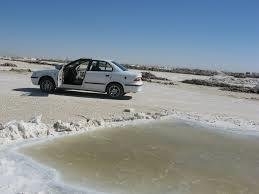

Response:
(32, 69), (59, 76)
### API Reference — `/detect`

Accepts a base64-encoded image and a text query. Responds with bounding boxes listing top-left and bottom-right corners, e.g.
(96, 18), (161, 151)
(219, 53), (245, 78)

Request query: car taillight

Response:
(134, 77), (142, 81)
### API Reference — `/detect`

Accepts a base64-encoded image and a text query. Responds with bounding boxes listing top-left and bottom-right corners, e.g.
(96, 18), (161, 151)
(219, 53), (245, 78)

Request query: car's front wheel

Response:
(107, 83), (124, 98)
(40, 77), (56, 93)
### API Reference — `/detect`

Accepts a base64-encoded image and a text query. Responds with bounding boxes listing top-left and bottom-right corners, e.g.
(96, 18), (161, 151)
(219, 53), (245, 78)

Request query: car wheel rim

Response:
(109, 85), (120, 97)
(44, 80), (53, 91)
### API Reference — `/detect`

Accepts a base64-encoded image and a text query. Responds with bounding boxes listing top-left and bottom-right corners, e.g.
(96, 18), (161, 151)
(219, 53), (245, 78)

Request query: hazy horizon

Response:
(0, 0), (258, 72)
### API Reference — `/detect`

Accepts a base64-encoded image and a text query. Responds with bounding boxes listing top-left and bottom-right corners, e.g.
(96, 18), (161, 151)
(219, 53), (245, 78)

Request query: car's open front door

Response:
(57, 67), (64, 87)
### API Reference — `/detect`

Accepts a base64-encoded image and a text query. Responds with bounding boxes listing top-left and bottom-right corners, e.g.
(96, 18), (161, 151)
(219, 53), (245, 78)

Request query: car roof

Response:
(78, 58), (114, 63)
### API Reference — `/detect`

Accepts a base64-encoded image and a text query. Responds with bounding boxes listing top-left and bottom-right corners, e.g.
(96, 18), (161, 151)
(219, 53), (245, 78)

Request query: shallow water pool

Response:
(21, 120), (259, 194)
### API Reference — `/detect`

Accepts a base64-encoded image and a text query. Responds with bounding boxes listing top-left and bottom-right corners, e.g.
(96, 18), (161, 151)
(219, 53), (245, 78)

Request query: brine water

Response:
(21, 120), (259, 194)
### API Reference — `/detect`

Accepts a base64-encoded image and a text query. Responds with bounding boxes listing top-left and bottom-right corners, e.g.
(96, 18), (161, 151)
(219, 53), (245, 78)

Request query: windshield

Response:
(112, 61), (128, 71)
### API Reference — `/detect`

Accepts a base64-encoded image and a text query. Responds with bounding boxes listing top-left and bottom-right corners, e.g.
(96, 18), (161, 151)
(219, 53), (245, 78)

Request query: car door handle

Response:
(106, 74), (109, 77)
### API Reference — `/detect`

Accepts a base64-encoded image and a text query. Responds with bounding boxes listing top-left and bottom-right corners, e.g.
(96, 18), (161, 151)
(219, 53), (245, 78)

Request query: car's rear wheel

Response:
(40, 77), (55, 93)
(107, 83), (124, 98)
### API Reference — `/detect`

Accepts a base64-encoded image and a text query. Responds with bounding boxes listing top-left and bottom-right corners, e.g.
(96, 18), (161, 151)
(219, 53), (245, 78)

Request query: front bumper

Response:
(31, 76), (39, 85)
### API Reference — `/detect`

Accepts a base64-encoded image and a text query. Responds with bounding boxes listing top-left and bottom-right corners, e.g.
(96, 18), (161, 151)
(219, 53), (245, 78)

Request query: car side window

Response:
(65, 60), (80, 69)
(78, 61), (90, 71)
(98, 61), (113, 71)
(89, 61), (99, 71)
(106, 63), (113, 71)
(89, 61), (113, 72)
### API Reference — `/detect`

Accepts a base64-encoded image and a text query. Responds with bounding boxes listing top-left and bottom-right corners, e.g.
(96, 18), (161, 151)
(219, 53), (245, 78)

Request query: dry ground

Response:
(0, 68), (258, 126)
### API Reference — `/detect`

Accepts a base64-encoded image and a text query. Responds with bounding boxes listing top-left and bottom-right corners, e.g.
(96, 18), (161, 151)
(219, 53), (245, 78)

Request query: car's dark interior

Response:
(63, 59), (90, 85)
(63, 59), (113, 85)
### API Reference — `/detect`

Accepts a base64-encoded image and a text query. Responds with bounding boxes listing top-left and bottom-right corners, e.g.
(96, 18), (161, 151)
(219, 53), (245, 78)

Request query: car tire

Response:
(40, 77), (56, 93)
(107, 83), (124, 98)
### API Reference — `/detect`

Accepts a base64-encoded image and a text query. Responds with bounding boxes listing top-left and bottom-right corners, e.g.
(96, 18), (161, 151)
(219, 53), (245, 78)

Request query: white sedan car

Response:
(31, 58), (143, 98)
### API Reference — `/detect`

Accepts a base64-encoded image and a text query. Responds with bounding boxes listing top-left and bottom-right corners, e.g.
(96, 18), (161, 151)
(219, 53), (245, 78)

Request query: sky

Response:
(0, 0), (258, 72)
